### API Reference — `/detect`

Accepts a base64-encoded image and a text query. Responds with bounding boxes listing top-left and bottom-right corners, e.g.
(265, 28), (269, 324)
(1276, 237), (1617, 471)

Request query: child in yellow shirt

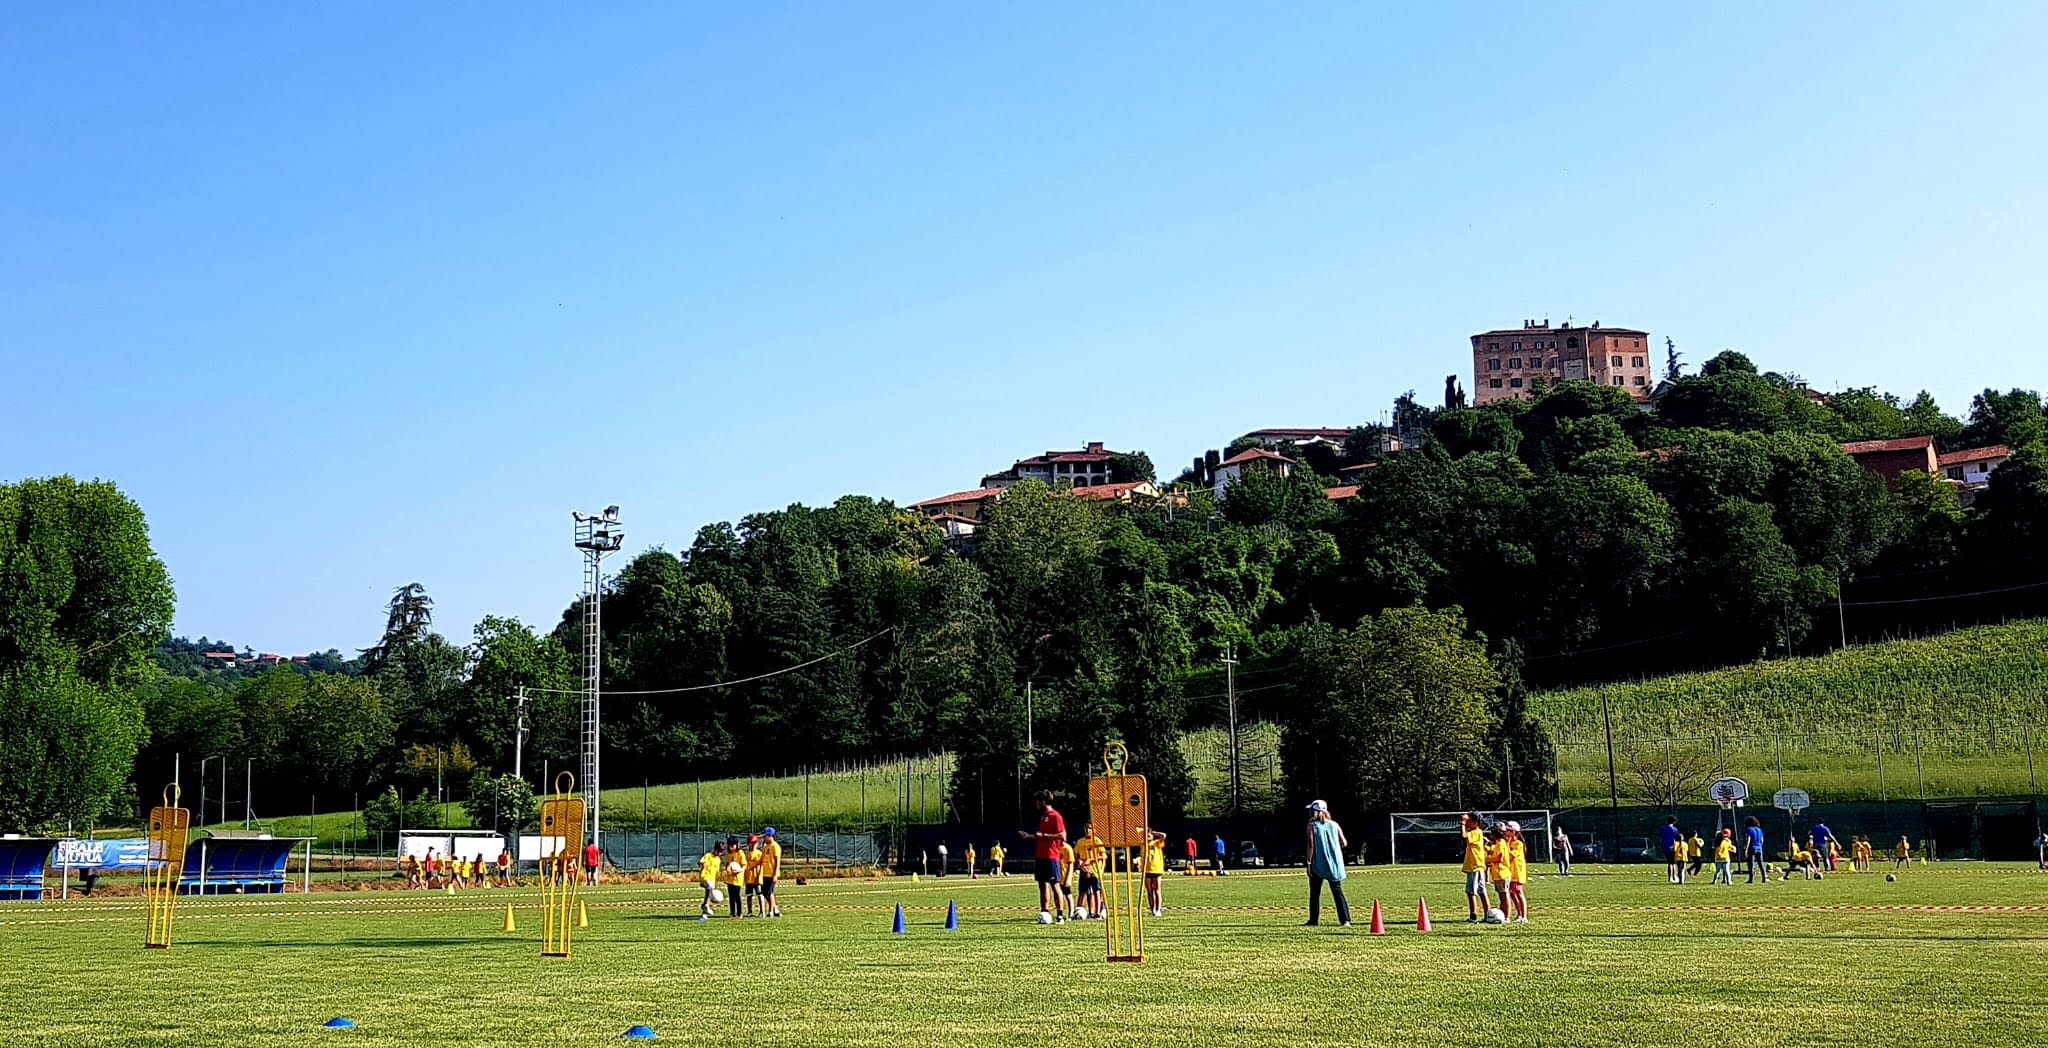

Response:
(697, 842), (725, 921)
(1503, 822), (1529, 923)
(1671, 837), (1690, 885)
(1484, 827), (1509, 916)
(1711, 829), (1735, 884)
(965, 843), (978, 881)
(990, 842), (1006, 877)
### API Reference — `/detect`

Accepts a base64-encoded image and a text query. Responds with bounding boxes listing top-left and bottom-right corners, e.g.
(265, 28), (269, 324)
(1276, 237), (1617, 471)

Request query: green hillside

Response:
(1533, 620), (2048, 804)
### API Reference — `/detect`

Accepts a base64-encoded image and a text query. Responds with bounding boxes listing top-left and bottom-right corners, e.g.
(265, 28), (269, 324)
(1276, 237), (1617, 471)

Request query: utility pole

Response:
(1601, 693), (1621, 864)
(1025, 681), (1034, 753)
(1837, 575), (1848, 650)
(1221, 647), (1241, 817)
(513, 686), (528, 781)
(244, 759), (252, 829)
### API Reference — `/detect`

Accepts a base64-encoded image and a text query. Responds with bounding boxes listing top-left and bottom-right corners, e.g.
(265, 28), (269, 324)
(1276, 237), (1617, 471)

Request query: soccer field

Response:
(2, 864), (2042, 1047)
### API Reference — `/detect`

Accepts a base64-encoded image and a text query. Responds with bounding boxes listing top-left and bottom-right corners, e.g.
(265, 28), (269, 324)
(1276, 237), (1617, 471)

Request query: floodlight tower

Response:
(573, 506), (624, 845)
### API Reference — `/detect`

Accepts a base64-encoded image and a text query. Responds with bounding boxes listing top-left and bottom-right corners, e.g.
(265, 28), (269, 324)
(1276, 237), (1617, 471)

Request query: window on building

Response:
(1634, 375), (1647, 386)
(1487, 342), (1499, 351)
(1566, 336), (1579, 348)
(1511, 341), (1521, 350)
(1509, 377), (1523, 388)
(1612, 376), (1624, 386)
(1487, 359), (1501, 371)
(1489, 378), (1503, 388)
(1632, 355), (1644, 367)
(1508, 357), (1521, 368)
(1548, 358), (1558, 369)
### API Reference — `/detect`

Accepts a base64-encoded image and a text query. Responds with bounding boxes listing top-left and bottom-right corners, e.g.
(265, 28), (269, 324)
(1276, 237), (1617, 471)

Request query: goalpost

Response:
(1388, 810), (1554, 866)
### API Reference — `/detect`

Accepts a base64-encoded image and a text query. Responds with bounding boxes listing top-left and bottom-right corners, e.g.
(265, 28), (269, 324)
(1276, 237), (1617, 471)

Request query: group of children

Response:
(961, 842), (1008, 878)
(1659, 816), (1914, 884)
(403, 849), (513, 890)
(1460, 812), (1531, 925)
(694, 827), (784, 921)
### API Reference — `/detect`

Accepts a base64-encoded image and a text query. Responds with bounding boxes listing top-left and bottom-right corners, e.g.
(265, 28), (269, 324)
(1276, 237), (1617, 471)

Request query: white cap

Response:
(1504, 821), (1521, 833)
(1305, 799), (1328, 813)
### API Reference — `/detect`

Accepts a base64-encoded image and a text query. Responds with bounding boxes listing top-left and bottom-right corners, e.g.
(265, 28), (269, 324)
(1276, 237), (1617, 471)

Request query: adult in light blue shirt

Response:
(1304, 800), (1352, 927)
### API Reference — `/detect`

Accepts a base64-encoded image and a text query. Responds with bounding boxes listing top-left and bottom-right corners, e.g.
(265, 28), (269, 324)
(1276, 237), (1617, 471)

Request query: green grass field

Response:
(5, 862), (2043, 1046)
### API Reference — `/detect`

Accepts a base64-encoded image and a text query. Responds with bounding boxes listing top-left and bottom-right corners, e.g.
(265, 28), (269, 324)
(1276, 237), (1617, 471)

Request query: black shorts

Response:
(760, 877), (777, 896)
(1035, 858), (1063, 885)
(1078, 871), (1100, 892)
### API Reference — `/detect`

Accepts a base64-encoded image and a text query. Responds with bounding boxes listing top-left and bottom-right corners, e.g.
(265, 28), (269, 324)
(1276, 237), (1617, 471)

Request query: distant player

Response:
(1893, 836), (1911, 871)
(1073, 823), (1105, 919)
(697, 841), (725, 922)
(1058, 838), (1075, 910)
(1743, 816), (1768, 884)
(1552, 825), (1573, 877)
(1687, 831), (1706, 879)
(1018, 790), (1069, 924)
(583, 839), (602, 886)
(744, 835), (765, 916)
(1184, 836), (1199, 875)
(990, 842), (1006, 877)
(1460, 812), (1489, 923)
(758, 827), (784, 917)
(1140, 828), (1167, 917)
(1503, 821), (1528, 923)
(1213, 834), (1228, 876)
(1672, 834), (1690, 885)
(1484, 826), (1509, 911)
(722, 836), (746, 917)
(1712, 829), (1734, 884)
(965, 842), (978, 881)
(936, 841), (948, 878)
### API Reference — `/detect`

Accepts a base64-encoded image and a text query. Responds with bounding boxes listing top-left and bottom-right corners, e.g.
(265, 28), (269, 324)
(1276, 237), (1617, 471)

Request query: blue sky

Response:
(5, 4), (2044, 653)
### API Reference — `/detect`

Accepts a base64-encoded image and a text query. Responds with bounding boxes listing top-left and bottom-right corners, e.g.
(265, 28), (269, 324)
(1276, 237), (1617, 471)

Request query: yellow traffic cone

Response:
(502, 905), (517, 933)
(577, 900), (589, 928)
(445, 883), (455, 896)
(910, 872), (919, 883)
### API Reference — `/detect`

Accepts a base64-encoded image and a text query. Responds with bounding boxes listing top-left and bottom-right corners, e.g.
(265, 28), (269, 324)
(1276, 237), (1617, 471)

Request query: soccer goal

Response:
(1387, 810), (1553, 866)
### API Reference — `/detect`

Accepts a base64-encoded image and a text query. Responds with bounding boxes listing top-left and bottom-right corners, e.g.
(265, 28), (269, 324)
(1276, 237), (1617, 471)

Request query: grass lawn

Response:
(2, 862), (2042, 1046)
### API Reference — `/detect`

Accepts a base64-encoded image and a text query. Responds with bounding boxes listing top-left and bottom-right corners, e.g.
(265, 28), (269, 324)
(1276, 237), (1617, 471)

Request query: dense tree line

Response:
(4, 354), (2044, 832)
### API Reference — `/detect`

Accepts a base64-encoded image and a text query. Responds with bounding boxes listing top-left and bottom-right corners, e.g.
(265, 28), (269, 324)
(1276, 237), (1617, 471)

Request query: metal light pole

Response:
(1221, 647), (1240, 817)
(200, 755), (219, 829)
(574, 506), (625, 845)
(513, 685), (529, 781)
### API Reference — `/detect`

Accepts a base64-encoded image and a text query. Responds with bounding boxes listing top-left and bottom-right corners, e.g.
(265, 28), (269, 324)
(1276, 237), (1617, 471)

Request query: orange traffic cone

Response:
(1415, 896), (1432, 933)
(1369, 899), (1385, 935)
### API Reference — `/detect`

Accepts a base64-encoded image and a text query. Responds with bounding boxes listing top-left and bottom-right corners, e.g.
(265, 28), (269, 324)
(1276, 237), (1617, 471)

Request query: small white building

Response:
(1211, 447), (1294, 498)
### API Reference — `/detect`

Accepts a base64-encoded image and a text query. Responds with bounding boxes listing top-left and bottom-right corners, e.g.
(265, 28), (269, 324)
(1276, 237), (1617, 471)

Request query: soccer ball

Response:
(1037, 911), (1054, 925)
(1813, 872), (1824, 881)
(1484, 908), (1507, 924)
(1072, 907), (1088, 921)
(727, 861), (744, 875)
(1885, 873), (1897, 882)
(710, 888), (725, 904)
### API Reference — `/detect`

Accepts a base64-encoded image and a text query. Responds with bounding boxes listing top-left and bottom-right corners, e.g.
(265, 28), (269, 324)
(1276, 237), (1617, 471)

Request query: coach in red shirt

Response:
(1019, 789), (1069, 923)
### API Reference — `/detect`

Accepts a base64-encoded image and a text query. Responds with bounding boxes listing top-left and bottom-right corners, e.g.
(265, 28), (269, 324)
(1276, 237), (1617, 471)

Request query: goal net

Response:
(1387, 810), (1553, 866)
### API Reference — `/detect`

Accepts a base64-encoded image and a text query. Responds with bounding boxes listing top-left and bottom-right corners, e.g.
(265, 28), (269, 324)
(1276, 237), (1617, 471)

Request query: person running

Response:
(1460, 811), (1489, 923)
(1743, 816), (1768, 884)
(1302, 800), (1351, 927)
(1893, 836), (1912, 870)
(1503, 821), (1529, 923)
(758, 827), (783, 917)
(990, 842), (1006, 877)
(1552, 826), (1572, 877)
(1212, 834), (1228, 876)
(1712, 829), (1735, 884)
(1074, 823), (1105, 919)
(696, 841), (725, 922)
(965, 842), (978, 881)
(1140, 828), (1168, 917)
(1018, 790), (1068, 924)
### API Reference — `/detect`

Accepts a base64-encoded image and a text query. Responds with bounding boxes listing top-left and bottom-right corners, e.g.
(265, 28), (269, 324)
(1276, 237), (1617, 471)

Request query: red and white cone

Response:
(1369, 898), (1386, 935)
(1415, 896), (1432, 933)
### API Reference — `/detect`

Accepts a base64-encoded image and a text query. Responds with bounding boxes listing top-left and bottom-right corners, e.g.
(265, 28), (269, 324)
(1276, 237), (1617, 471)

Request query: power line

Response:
(1837, 577), (2048, 608)
(526, 627), (897, 697)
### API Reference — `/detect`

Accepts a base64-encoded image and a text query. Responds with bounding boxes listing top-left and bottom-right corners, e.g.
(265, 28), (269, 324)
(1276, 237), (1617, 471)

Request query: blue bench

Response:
(0, 837), (61, 901)
(179, 836), (310, 895)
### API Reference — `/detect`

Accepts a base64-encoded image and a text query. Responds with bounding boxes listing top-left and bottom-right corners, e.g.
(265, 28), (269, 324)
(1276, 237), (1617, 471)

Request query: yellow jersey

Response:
(721, 848), (745, 885)
(1673, 840), (1689, 863)
(1505, 839), (1527, 884)
(1460, 827), (1485, 873)
(1714, 839), (1733, 862)
(1895, 841), (1910, 858)
(1142, 839), (1166, 875)
(698, 851), (721, 883)
(744, 847), (763, 885)
(990, 845), (1005, 864)
(760, 839), (783, 879)
(1485, 838), (1507, 879)
(1073, 835), (1103, 871)
(1059, 842), (1075, 883)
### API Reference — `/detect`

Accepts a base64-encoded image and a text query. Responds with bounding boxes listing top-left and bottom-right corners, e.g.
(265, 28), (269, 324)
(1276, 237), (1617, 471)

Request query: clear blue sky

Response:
(5, 4), (2044, 654)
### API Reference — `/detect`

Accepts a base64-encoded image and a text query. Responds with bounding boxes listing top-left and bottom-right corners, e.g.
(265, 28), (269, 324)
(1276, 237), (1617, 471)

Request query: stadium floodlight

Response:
(573, 507), (625, 845)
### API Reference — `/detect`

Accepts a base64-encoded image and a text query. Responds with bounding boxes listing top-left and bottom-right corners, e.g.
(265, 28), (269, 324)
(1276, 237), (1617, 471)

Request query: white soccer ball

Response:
(1484, 908), (1506, 924)
(1037, 911), (1054, 925)
(1885, 873), (1897, 882)
(728, 861), (744, 875)
(710, 888), (726, 904)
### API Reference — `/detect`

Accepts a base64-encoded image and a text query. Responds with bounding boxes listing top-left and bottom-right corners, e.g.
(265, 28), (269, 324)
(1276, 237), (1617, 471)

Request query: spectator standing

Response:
(1552, 826), (1572, 876)
(1302, 800), (1351, 927)
(1743, 817), (1769, 884)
